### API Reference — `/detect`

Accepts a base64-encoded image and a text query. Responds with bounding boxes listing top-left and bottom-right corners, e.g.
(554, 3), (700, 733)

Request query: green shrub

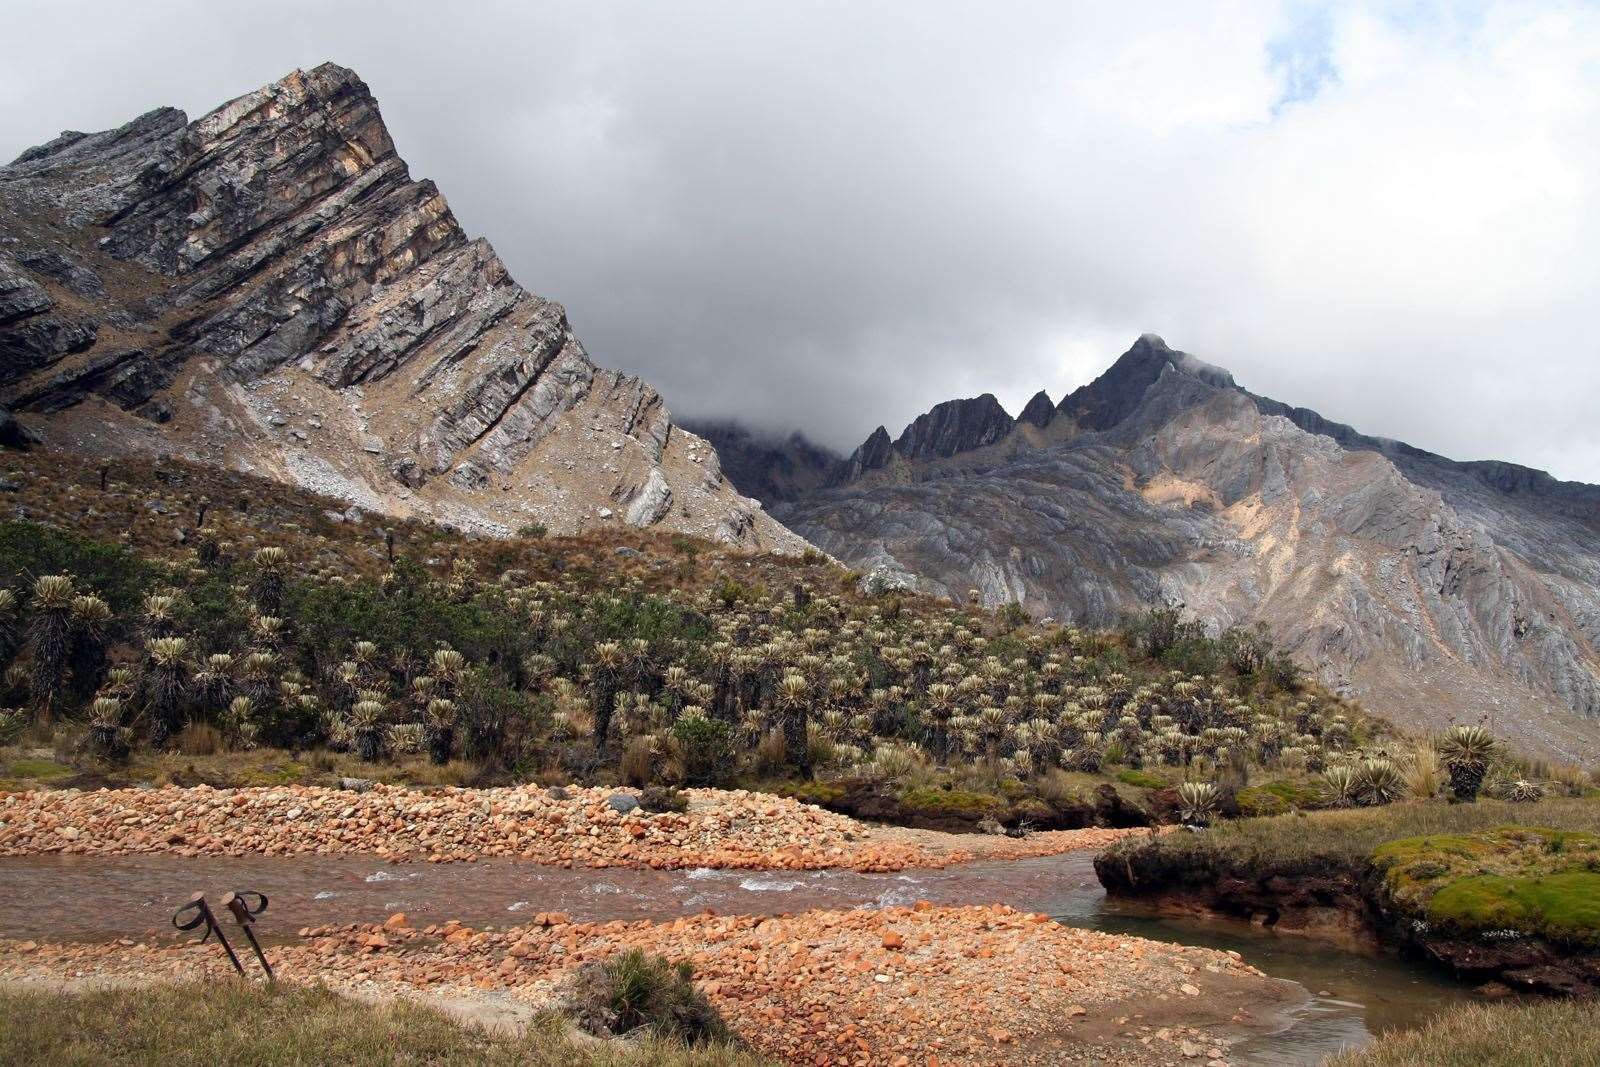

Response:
(640, 785), (689, 813)
(671, 711), (736, 786)
(0, 522), (154, 615)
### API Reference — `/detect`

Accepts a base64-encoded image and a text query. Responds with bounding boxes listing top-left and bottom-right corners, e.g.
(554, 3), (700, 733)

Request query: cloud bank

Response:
(4, 1), (1597, 477)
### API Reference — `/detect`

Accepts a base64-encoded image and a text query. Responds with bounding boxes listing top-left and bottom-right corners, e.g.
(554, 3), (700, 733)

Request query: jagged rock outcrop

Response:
(825, 393), (1021, 491)
(893, 394), (1014, 461)
(1018, 390), (1056, 429)
(839, 425), (895, 484)
(774, 336), (1600, 761)
(0, 63), (803, 551)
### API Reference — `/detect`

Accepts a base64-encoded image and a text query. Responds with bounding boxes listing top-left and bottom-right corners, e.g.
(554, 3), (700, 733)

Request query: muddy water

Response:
(0, 852), (1100, 942)
(0, 851), (1477, 1065)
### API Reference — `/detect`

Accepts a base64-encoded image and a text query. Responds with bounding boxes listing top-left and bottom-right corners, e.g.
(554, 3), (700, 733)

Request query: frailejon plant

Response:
(0, 505), (1433, 798)
(1177, 781), (1220, 827)
(350, 699), (384, 762)
(143, 636), (189, 747)
(87, 695), (122, 754)
(1353, 758), (1407, 806)
(1321, 764), (1360, 808)
(1437, 725), (1498, 802)
(425, 697), (457, 765)
(26, 575), (75, 719)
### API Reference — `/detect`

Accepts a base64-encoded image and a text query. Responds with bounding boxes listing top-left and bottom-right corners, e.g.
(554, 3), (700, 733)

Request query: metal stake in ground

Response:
(172, 893), (244, 976)
(221, 890), (275, 981)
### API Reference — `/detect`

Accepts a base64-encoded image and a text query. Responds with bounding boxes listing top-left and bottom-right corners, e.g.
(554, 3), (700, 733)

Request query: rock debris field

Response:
(0, 904), (1277, 1066)
(0, 783), (1143, 870)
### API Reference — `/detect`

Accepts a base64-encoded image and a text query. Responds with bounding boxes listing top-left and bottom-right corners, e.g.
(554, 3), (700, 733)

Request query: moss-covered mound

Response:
(1374, 826), (1600, 948)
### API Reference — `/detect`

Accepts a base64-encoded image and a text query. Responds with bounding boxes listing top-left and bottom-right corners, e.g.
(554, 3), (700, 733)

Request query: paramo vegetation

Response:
(0, 450), (1585, 822)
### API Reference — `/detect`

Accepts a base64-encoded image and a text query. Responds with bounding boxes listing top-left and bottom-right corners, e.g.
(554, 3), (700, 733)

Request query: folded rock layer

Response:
(0, 63), (802, 550)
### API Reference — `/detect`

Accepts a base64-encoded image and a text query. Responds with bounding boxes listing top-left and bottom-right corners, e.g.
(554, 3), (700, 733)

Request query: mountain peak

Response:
(0, 64), (808, 551)
(1019, 389), (1056, 428)
(833, 395), (1014, 484)
(894, 393), (1014, 461)
(1057, 335), (1234, 431)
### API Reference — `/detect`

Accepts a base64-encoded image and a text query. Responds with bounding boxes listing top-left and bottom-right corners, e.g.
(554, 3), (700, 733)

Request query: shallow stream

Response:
(0, 850), (1477, 1065)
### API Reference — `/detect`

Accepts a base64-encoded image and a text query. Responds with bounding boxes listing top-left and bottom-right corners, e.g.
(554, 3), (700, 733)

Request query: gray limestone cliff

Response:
(0, 64), (802, 551)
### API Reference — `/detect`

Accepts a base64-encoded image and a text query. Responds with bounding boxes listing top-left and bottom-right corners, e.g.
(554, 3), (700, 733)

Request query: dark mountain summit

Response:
(1018, 390), (1056, 429)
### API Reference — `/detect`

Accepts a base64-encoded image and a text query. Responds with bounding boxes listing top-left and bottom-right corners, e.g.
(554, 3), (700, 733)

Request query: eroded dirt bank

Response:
(1094, 845), (1600, 996)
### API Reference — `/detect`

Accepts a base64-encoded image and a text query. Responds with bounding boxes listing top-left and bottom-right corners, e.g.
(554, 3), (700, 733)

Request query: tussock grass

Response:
(1326, 998), (1600, 1066)
(0, 981), (771, 1067)
(560, 949), (729, 1043)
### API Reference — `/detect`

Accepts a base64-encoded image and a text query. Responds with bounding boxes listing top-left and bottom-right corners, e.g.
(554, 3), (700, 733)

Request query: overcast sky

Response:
(5, 2), (1599, 479)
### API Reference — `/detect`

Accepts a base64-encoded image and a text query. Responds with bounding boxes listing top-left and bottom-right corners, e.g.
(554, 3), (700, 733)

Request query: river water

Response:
(0, 851), (1477, 1065)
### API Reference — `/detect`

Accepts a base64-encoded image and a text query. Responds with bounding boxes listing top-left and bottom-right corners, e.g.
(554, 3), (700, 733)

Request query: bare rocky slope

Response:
(767, 336), (1600, 760)
(0, 64), (803, 551)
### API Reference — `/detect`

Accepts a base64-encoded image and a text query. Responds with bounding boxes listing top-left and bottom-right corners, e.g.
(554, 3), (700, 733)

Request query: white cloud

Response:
(3, 1), (1597, 478)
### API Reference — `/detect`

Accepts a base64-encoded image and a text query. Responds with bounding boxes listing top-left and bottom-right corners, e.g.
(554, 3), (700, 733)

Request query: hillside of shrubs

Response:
(0, 447), (1582, 829)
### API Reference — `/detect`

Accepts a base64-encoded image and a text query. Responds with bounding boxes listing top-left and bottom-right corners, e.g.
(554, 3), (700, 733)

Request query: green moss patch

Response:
(1374, 826), (1600, 946)
(897, 787), (1006, 817)
(235, 762), (308, 787)
(775, 781), (847, 807)
(3, 759), (72, 781)
(1116, 769), (1166, 789)
(1427, 871), (1600, 946)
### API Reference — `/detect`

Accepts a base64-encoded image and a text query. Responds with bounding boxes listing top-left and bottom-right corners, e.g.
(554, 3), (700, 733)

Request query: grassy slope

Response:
(1326, 998), (1600, 1067)
(0, 982), (770, 1067)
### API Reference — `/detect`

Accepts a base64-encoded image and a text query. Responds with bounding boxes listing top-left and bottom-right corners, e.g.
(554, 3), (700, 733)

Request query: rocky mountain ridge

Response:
(0, 63), (803, 551)
(763, 336), (1600, 760)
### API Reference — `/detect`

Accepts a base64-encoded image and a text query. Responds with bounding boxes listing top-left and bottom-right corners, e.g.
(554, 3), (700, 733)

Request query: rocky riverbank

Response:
(1094, 805), (1600, 996)
(0, 903), (1293, 1066)
(1094, 847), (1379, 948)
(0, 783), (1144, 871)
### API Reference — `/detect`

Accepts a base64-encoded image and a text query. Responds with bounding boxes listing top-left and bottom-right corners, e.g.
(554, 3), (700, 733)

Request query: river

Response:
(0, 850), (1479, 1064)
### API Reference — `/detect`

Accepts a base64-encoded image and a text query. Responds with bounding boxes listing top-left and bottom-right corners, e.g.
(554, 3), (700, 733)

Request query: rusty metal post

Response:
(221, 890), (275, 981)
(172, 892), (244, 976)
